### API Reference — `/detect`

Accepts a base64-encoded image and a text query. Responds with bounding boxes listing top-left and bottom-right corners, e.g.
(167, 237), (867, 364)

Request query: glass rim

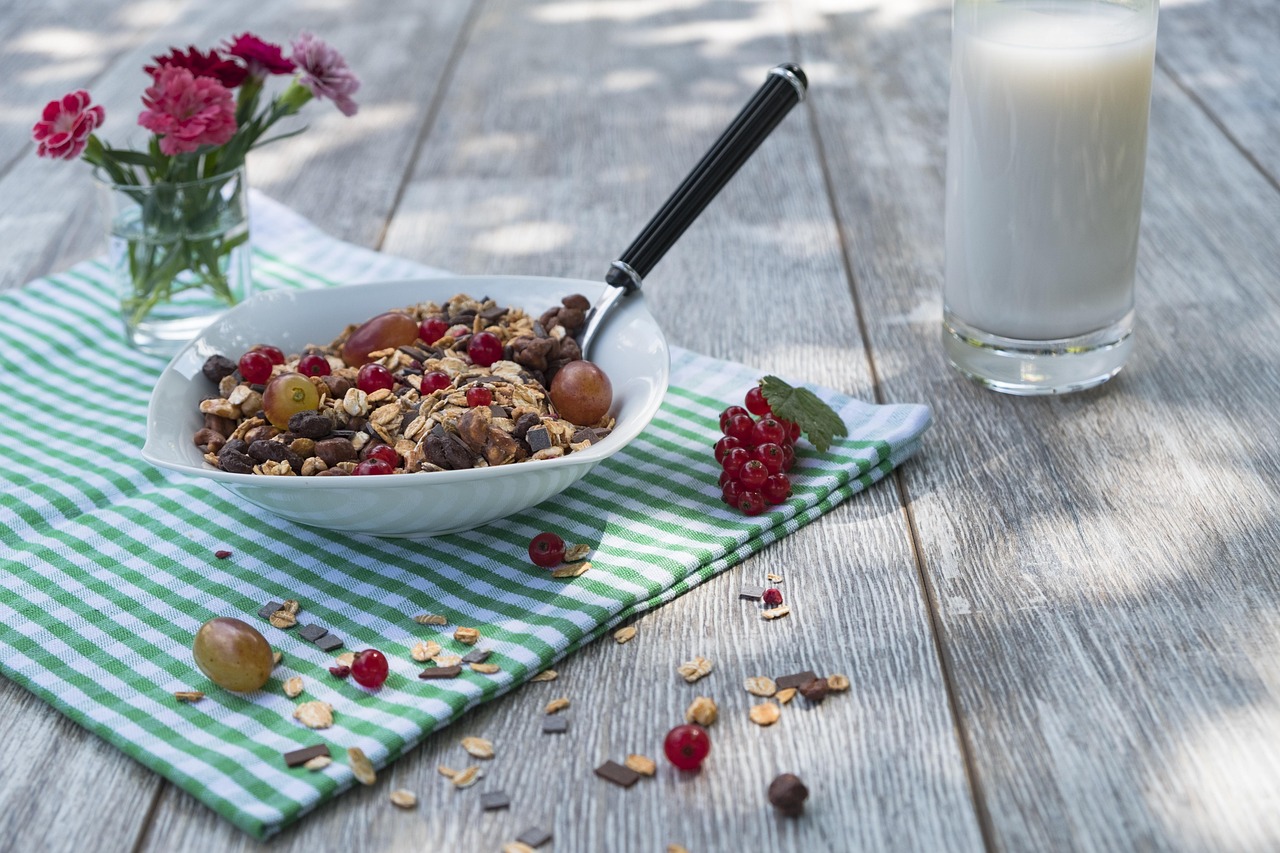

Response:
(91, 163), (246, 192)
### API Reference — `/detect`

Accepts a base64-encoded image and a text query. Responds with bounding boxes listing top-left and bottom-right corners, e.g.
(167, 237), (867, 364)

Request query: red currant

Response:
(466, 386), (493, 407)
(784, 419), (802, 444)
(714, 435), (743, 465)
(725, 414), (755, 444)
(762, 474), (792, 504)
(781, 444), (796, 472)
(351, 649), (389, 689)
(664, 723), (711, 771)
(753, 442), (785, 474)
(744, 385), (771, 416)
(719, 406), (750, 433)
(528, 532), (566, 567)
(420, 370), (451, 394)
(722, 479), (744, 506)
(353, 458), (394, 475)
(762, 588), (783, 607)
(238, 350), (273, 384)
(297, 353), (331, 377)
(468, 331), (503, 367)
(738, 490), (766, 516)
(357, 363), (394, 394)
(419, 316), (449, 344)
(364, 444), (398, 467)
(753, 417), (786, 447)
(721, 447), (750, 478)
(255, 345), (285, 365)
(737, 459), (768, 489)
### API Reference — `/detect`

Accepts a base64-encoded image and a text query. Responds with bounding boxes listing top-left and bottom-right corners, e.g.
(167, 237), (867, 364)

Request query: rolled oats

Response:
(685, 696), (718, 726)
(335, 651), (356, 668)
(503, 844), (536, 853)
(613, 625), (637, 644)
(302, 755), (332, 771)
(294, 701), (334, 729)
(454, 627), (481, 645)
(550, 561), (590, 578)
(283, 676), (304, 698)
(776, 687), (798, 705)
(762, 604), (791, 621)
(389, 789), (417, 809)
(745, 676), (778, 697)
(564, 543), (591, 562)
(437, 765), (457, 779)
(625, 754), (657, 776)
(749, 702), (781, 726)
(470, 662), (501, 674)
(766, 573), (783, 583)
(451, 766), (481, 788)
(530, 669), (558, 683)
(461, 736), (494, 759)
(411, 640), (442, 662)
(544, 697), (570, 715)
(433, 653), (463, 667)
(348, 747), (376, 785)
(677, 656), (713, 683)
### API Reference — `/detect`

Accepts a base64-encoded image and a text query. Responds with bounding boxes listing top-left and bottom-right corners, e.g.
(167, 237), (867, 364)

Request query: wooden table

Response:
(3, 1), (1278, 850)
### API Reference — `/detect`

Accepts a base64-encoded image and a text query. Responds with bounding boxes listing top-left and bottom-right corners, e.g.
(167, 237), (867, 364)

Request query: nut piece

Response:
(564, 543), (591, 561)
(827, 673), (851, 692)
(544, 697), (570, 715)
(776, 687), (798, 705)
(269, 599), (301, 629)
(412, 640), (443, 662)
(293, 701), (334, 729)
(677, 656), (713, 683)
(414, 613), (449, 626)
(454, 627), (481, 645)
(613, 625), (637, 644)
(762, 604), (791, 621)
(303, 755), (332, 771)
(530, 669), (558, 683)
(744, 676), (778, 697)
(390, 789), (417, 809)
(461, 736), (494, 759)
(768, 773), (809, 817)
(685, 696), (719, 727)
(451, 766), (481, 788)
(283, 676), (304, 698)
(470, 662), (501, 674)
(749, 702), (781, 727)
(173, 690), (204, 702)
(433, 653), (462, 667)
(348, 746), (376, 785)
(625, 754), (657, 777)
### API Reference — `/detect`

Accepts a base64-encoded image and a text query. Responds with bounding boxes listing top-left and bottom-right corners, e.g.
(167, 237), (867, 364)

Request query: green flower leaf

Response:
(759, 375), (847, 453)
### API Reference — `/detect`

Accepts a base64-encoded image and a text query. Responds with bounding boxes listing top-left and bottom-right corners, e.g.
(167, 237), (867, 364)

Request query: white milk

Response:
(944, 0), (1157, 341)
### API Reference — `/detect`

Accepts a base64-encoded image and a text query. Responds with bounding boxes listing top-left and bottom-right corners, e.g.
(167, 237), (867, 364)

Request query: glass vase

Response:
(96, 165), (251, 356)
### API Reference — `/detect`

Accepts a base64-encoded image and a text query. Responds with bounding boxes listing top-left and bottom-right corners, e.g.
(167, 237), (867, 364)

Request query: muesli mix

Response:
(192, 293), (613, 477)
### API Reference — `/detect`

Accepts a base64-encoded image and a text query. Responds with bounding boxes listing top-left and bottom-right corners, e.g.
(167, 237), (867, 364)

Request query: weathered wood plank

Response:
(798, 0), (1280, 850)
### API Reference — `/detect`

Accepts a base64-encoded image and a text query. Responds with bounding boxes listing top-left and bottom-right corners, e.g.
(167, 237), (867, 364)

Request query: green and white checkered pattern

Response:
(0, 195), (931, 837)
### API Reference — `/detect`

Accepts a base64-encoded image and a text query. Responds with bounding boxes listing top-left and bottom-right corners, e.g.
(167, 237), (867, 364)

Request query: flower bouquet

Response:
(33, 32), (359, 353)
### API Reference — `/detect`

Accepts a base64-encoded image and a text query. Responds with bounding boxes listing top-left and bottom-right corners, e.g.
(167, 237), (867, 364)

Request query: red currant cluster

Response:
(716, 386), (800, 515)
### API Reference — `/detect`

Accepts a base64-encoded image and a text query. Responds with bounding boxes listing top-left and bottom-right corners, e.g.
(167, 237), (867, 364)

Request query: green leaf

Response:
(759, 375), (847, 453)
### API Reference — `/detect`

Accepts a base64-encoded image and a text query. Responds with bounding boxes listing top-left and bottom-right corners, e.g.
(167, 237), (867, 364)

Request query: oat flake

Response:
(461, 736), (494, 759)
(293, 701), (334, 729)
(348, 747), (376, 785)
(530, 669), (558, 683)
(451, 766), (481, 788)
(283, 676), (304, 698)
(749, 702), (781, 726)
(303, 755), (332, 771)
(745, 676), (778, 697)
(544, 697), (570, 715)
(676, 656), (713, 683)
(613, 625), (637, 644)
(389, 789), (417, 809)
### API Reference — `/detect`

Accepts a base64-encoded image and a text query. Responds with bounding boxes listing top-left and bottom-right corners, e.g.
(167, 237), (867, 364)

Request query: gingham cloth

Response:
(0, 194), (931, 837)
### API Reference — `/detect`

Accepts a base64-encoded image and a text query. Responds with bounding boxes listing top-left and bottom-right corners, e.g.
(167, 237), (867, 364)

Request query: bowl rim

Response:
(141, 274), (670, 489)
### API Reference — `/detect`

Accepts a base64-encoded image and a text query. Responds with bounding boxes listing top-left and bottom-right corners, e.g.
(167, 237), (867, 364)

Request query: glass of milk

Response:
(943, 0), (1158, 394)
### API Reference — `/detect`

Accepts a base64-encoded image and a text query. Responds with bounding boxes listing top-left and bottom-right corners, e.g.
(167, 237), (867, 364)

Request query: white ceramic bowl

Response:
(142, 276), (669, 538)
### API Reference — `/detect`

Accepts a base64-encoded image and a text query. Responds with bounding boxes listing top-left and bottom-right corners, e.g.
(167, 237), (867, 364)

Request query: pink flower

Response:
(145, 46), (247, 89)
(32, 90), (105, 160)
(290, 32), (360, 116)
(138, 67), (237, 155)
(226, 33), (295, 77)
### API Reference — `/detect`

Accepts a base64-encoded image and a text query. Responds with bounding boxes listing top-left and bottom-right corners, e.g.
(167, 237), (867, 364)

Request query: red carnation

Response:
(225, 33), (295, 76)
(145, 45), (247, 89)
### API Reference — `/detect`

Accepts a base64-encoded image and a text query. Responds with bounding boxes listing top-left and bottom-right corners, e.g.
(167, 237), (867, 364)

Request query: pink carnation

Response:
(138, 67), (237, 156)
(32, 90), (105, 160)
(290, 32), (360, 116)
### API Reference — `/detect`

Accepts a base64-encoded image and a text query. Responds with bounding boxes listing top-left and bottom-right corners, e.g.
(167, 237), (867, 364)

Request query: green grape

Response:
(192, 617), (274, 692)
(550, 360), (613, 425)
(340, 312), (419, 366)
(263, 373), (320, 429)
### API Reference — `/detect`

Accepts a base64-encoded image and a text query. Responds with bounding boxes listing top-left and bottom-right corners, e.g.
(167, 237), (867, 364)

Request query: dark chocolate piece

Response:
(739, 586), (765, 601)
(282, 744), (330, 768)
(516, 826), (554, 848)
(775, 670), (819, 690)
(461, 648), (492, 664)
(418, 665), (463, 679)
(594, 759), (640, 788)
(480, 790), (511, 811)
(298, 624), (328, 642)
(542, 715), (569, 734)
(525, 425), (552, 452)
(313, 633), (344, 652)
(257, 601), (284, 620)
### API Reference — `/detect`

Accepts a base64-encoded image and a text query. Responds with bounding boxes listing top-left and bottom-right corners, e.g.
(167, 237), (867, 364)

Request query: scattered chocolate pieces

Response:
(768, 773), (809, 817)
(775, 670), (819, 690)
(542, 715), (569, 734)
(461, 648), (492, 664)
(595, 760), (641, 788)
(257, 601), (284, 621)
(214, 550), (232, 559)
(283, 744), (331, 768)
(298, 624), (328, 643)
(480, 790), (511, 811)
(739, 586), (766, 601)
(526, 425), (552, 452)
(313, 633), (344, 652)
(516, 826), (554, 848)
(419, 665), (463, 679)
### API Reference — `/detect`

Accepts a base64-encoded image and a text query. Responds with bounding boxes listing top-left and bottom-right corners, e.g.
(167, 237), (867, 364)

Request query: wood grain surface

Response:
(1, 0), (1278, 851)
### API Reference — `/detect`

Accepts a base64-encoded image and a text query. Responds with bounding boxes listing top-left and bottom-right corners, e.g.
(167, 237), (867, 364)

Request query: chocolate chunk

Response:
(542, 716), (569, 734)
(313, 634), (344, 652)
(768, 773), (809, 817)
(513, 411), (541, 440)
(257, 601), (284, 620)
(283, 744), (330, 768)
(461, 649), (492, 664)
(739, 586), (765, 601)
(288, 410), (332, 439)
(594, 760), (640, 788)
(418, 665), (463, 679)
(298, 624), (328, 643)
(516, 827), (553, 848)
(201, 354), (237, 385)
(479, 790), (511, 811)
(775, 670), (819, 690)
(218, 447), (255, 474)
(799, 677), (830, 704)
(526, 425), (552, 452)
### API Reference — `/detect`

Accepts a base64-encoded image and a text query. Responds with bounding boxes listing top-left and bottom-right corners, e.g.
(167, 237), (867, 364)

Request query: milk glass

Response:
(943, 0), (1158, 394)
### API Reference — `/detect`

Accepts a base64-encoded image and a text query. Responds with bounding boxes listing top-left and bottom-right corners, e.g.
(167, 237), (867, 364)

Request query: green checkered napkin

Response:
(0, 194), (931, 837)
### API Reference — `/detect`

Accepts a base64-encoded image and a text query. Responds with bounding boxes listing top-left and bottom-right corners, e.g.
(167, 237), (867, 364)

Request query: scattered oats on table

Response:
(749, 702), (781, 726)
(411, 640), (442, 662)
(676, 656), (713, 683)
(348, 747), (376, 785)
(503, 844), (535, 853)
(271, 651), (283, 667)
(776, 687), (798, 705)
(544, 697), (570, 714)
(564, 543), (592, 562)
(451, 766), (481, 788)
(685, 696), (718, 726)
(551, 561), (590, 578)
(302, 755), (332, 771)
(335, 651), (356, 668)
(827, 673), (851, 692)
(470, 662), (501, 674)
(745, 676), (778, 697)
(766, 573), (783, 583)
(282, 676), (304, 698)
(762, 604), (791, 621)
(613, 625), (637, 644)
(293, 701), (334, 729)
(625, 754), (657, 776)
(433, 653), (463, 667)
(530, 669), (558, 683)
(461, 736), (494, 759)
(389, 789), (417, 809)
(437, 765), (457, 779)
(454, 626), (481, 645)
